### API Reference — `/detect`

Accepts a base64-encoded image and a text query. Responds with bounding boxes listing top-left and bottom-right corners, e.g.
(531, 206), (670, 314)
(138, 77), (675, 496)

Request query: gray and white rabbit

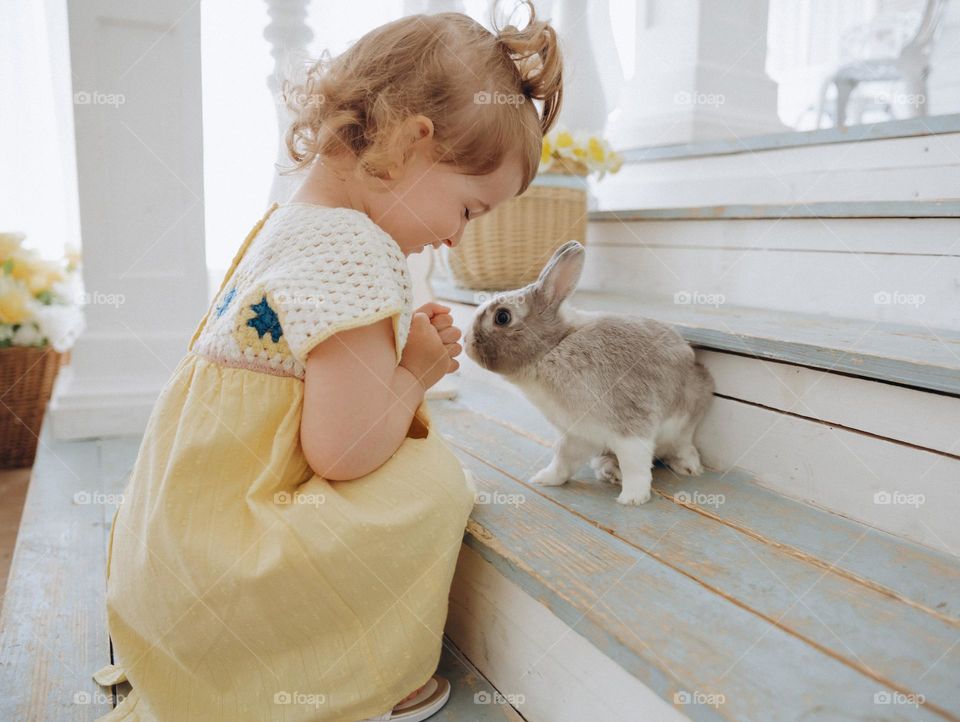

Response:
(463, 240), (714, 505)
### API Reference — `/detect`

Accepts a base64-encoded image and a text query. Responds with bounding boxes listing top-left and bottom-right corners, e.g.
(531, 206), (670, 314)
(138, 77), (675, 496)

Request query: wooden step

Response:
(618, 113), (960, 163)
(0, 423), (522, 721)
(575, 289), (960, 396)
(588, 200), (960, 220)
(434, 343), (960, 721)
(593, 124), (960, 209)
(439, 286), (959, 554)
(119, 634), (521, 721)
(435, 639), (525, 720)
(580, 214), (960, 330)
(0, 426), (116, 720)
(433, 279), (960, 396)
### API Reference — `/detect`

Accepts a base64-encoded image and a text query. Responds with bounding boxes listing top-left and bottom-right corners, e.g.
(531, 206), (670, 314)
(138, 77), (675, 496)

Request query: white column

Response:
(607, 0), (786, 149)
(265, 0), (314, 206)
(928, 1), (960, 116)
(50, 0), (208, 439)
(553, 0), (618, 136)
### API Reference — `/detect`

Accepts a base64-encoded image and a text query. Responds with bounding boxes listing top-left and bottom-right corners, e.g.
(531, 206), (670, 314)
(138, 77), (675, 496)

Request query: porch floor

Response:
(436, 301), (960, 721)
(1, 302), (957, 720)
(0, 418), (519, 721)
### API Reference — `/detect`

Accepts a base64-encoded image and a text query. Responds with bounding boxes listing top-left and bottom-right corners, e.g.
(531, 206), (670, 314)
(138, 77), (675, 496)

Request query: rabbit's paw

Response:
(616, 487), (652, 505)
(617, 474), (653, 505)
(664, 447), (703, 477)
(530, 466), (567, 487)
(591, 454), (622, 485)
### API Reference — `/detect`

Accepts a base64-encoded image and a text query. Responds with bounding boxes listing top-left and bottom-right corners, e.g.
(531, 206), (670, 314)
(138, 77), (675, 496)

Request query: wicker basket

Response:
(0, 345), (66, 469)
(446, 158), (589, 291)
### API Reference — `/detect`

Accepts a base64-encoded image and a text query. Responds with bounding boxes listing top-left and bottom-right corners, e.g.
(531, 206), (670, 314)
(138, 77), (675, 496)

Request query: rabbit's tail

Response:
(687, 362), (715, 424)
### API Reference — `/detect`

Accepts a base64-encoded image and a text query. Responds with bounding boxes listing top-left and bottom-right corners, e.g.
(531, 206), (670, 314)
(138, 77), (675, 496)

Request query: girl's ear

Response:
(385, 115), (435, 180)
(410, 114), (434, 141)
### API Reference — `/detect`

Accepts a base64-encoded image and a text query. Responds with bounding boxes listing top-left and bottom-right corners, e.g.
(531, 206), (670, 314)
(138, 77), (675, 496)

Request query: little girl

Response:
(93, 3), (562, 720)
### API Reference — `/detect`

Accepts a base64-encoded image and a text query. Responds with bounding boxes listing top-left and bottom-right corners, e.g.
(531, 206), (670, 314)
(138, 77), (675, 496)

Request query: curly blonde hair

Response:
(280, 0), (563, 197)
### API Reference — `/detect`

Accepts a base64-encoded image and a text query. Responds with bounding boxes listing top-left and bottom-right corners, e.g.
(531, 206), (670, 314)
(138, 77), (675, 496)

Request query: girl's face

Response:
(367, 126), (526, 256)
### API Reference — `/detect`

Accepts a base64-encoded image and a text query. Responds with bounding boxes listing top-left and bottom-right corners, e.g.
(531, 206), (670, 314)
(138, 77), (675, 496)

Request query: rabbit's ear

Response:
(535, 241), (584, 307)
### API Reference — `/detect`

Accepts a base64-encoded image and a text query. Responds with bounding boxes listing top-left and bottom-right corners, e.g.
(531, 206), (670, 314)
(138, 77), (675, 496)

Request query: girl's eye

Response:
(494, 308), (511, 326)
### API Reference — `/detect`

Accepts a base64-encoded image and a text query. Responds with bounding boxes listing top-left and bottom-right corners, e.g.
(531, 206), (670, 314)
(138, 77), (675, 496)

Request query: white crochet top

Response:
(190, 203), (413, 380)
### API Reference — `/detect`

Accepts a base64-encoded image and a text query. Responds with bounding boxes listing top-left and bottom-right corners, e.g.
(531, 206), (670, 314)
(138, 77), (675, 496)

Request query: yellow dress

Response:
(93, 202), (476, 721)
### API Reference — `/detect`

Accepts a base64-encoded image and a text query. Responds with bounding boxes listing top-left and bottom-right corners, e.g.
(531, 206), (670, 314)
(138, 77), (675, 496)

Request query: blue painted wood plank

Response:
(96, 435), (143, 711)
(572, 290), (960, 396)
(0, 420), (113, 721)
(432, 281), (960, 396)
(431, 399), (960, 716)
(447, 359), (960, 622)
(20, 436), (523, 722)
(435, 638), (525, 721)
(652, 468), (960, 622)
(434, 403), (952, 720)
(587, 200), (960, 220)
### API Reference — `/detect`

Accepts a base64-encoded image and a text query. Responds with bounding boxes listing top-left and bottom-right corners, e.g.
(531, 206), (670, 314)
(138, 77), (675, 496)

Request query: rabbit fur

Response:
(463, 240), (714, 505)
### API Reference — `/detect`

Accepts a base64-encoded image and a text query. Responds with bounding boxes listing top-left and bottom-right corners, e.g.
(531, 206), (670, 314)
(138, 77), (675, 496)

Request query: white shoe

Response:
(463, 467), (477, 495)
(360, 675), (451, 721)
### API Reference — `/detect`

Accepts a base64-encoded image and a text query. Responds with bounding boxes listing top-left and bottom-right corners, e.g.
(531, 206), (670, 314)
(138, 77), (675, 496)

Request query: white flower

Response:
(12, 321), (45, 347)
(52, 271), (85, 306)
(0, 251), (86, 350)
(33, 303), (85, 352)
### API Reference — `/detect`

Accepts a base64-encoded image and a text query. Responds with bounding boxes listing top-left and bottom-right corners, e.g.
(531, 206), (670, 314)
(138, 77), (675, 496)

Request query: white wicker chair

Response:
(816, 0), (949, 128)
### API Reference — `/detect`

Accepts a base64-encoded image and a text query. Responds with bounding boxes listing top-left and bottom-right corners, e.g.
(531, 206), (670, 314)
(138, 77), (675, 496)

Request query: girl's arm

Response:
(300, 316), (425, 481)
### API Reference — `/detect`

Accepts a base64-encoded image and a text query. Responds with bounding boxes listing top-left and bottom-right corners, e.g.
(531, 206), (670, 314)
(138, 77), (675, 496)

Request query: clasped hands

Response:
(398, 302), (463, 391)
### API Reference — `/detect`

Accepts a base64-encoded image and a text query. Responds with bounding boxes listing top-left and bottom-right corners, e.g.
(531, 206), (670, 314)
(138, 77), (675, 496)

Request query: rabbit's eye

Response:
(494, 308), (511, 326)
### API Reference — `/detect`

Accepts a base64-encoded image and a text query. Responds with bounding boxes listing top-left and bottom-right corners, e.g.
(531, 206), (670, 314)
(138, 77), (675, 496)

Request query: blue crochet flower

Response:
(247, 295), (283, 343)
(215, 287), (236, 318)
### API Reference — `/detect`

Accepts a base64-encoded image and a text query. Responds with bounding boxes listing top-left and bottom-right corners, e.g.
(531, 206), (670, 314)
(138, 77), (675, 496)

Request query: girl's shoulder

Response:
(260, 202), (410, 289)
(260, 203), (407, 276)
(192, 203), (413, 378)
(251, 203), (413, 362)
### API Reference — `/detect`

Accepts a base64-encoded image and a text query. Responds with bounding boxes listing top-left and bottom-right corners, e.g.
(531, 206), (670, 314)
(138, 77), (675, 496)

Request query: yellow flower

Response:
(7, 251), (65, 295)
(0, 282), (33, 324)
(8, 251), (38, 284)
(538, 126), (623, 179)
(30, 262), (65, 295)
(588, 137), (606, 163)
(0, 232), (26, 263)
(540, 138), (553, 166)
